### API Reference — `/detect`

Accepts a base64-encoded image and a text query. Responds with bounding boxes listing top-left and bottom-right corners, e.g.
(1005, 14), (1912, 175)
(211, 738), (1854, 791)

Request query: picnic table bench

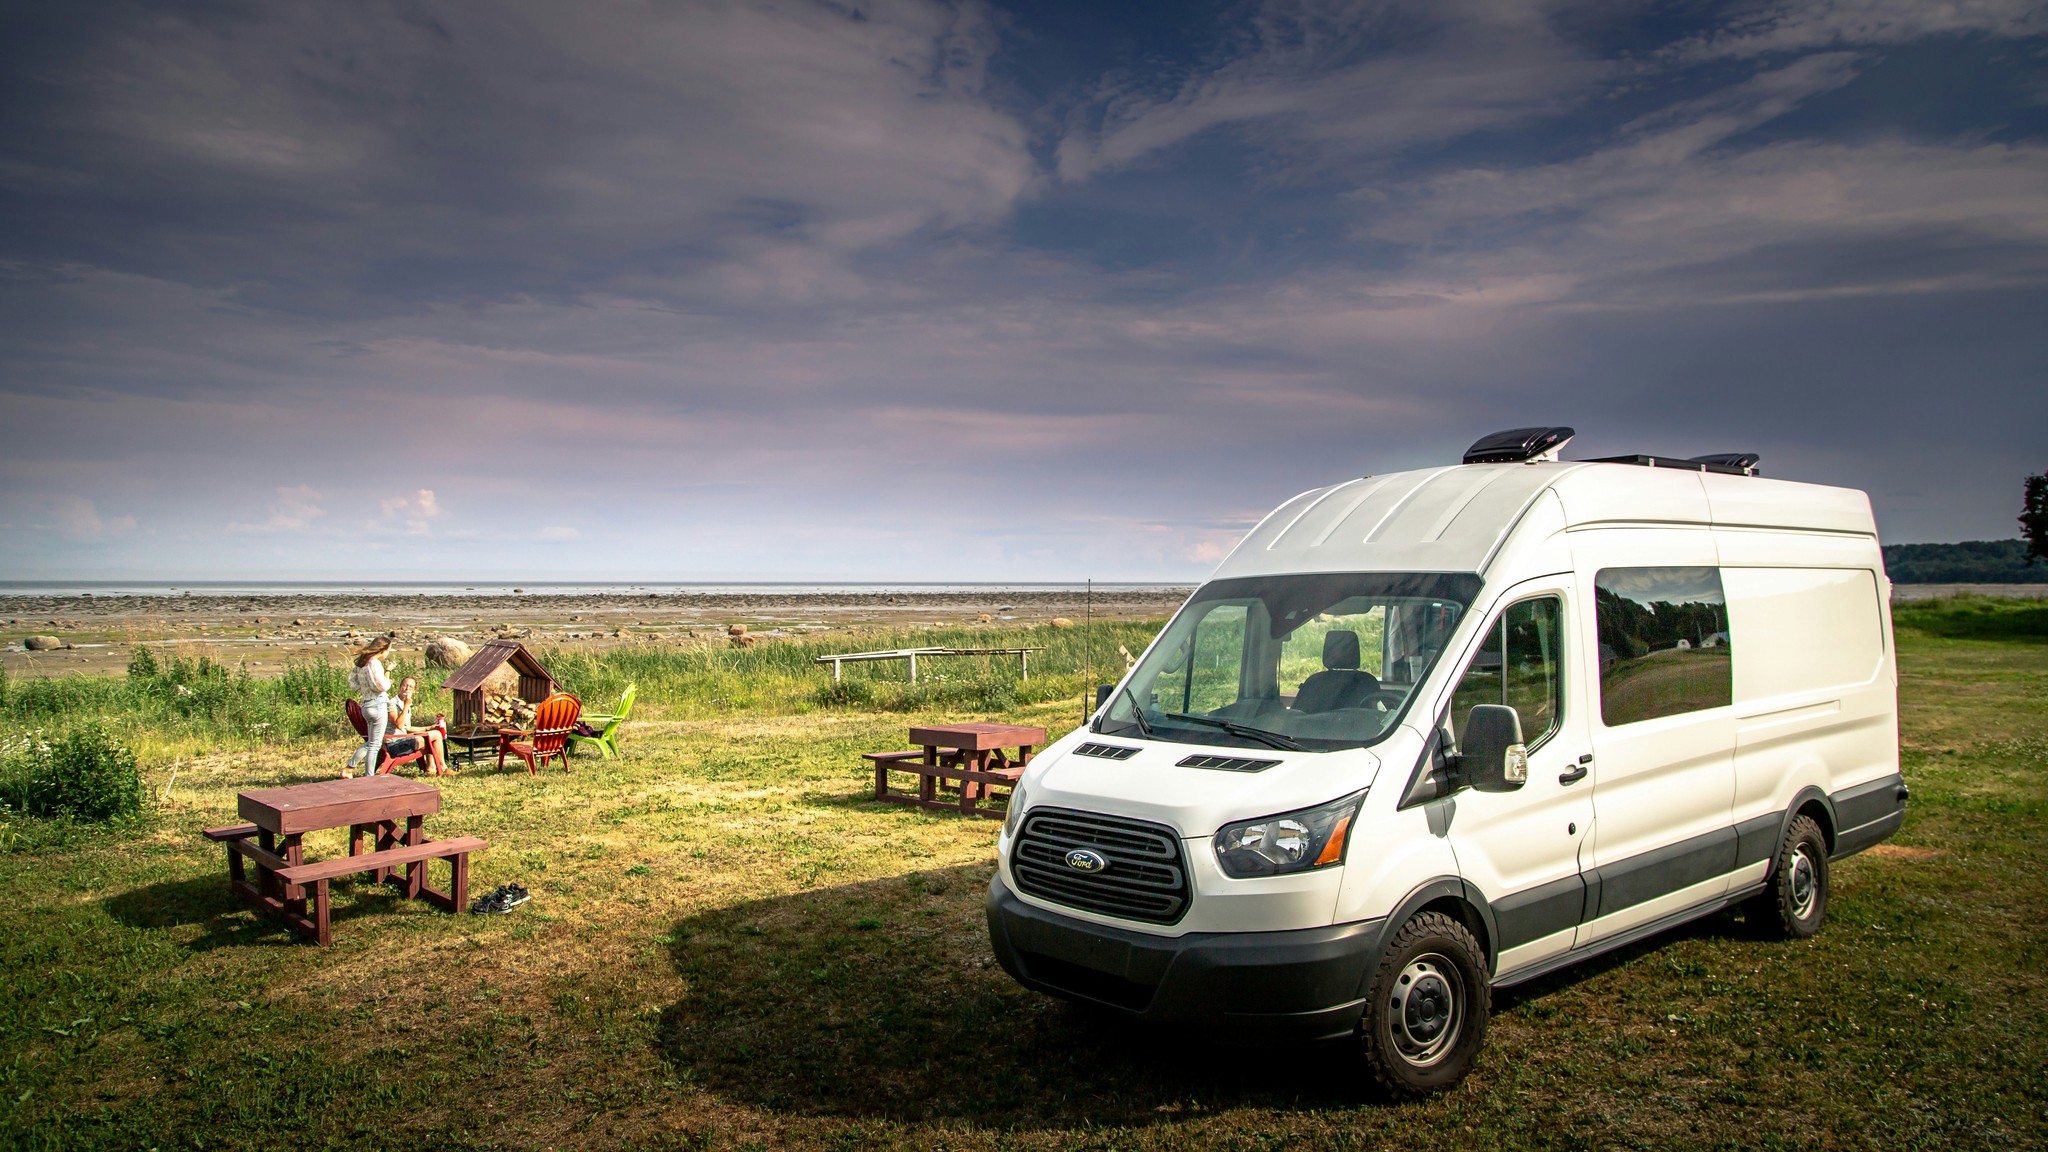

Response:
(867, 722), (1045, 819)
(202, 776), (486, 946)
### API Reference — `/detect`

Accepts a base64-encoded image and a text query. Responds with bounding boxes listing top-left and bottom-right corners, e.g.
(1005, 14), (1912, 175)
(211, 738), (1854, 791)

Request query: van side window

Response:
(1450, 596), (1563, 750)
(1594, 567), (1732, 726)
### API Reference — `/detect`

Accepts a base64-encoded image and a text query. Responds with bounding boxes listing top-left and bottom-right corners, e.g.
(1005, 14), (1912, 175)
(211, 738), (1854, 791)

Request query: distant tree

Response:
(2025, 473), (2048, 566)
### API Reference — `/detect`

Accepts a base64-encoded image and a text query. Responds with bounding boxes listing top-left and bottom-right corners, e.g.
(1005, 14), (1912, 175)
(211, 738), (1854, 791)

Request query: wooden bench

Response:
(203, 823), (261, 842)
(866, 750), (1022, 820)
(214, 826), (485, 946)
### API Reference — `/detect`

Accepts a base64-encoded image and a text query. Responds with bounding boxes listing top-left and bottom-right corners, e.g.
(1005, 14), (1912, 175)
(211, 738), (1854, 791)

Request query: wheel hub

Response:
(1387, 954), (1463, 1067)
(1789, 847), (1818, 918)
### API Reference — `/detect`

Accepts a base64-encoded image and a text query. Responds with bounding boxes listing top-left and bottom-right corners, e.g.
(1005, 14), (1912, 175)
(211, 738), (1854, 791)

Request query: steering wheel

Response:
(1356, 689), (1406, 713)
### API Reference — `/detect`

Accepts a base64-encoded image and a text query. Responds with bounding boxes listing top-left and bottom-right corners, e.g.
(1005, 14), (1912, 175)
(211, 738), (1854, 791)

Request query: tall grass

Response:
(0, 621), (1171, 756)
(544, 619), (1167, 718)
(0, 647), (446, 754)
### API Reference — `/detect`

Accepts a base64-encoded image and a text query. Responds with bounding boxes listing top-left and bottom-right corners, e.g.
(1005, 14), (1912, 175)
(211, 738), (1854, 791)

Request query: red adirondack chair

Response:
(346, 698), (429, 774)
(497, 691), (582, 776)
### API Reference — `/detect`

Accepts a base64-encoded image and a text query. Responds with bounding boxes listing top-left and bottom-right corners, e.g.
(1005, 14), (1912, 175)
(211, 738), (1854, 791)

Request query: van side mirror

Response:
(1461, 704), (1529, 792)
(1095, 683), (1114, 711)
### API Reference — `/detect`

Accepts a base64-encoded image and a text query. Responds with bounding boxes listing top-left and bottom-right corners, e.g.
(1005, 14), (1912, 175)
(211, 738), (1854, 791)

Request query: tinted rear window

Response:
(1594, 567), (1731, 726)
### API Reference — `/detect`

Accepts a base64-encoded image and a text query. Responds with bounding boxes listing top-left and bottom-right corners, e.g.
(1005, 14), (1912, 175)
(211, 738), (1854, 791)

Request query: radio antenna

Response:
(1083, 578), (1093, 727)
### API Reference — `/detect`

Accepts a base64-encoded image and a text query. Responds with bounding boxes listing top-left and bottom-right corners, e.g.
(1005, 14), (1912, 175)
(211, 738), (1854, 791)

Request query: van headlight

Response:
(1213, 792), (1365, 878)
(1002, 782), (1029, 840)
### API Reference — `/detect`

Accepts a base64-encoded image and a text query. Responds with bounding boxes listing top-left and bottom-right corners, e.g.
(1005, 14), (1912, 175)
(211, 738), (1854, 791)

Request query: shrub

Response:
(814, 678), (877, 708)
(20, 725), (145, 823)
(279, 656), (349, 705)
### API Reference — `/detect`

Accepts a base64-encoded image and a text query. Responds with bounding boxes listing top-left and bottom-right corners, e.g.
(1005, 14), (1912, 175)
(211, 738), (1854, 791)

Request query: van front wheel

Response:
(1747, 814), (1829, 939)
(1357, 911), (1490, 1097)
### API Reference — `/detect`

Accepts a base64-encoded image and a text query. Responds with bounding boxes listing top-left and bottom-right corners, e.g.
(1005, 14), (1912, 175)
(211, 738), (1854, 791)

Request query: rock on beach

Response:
(425, 636), (472, 668)
(23, 635), (67, 651)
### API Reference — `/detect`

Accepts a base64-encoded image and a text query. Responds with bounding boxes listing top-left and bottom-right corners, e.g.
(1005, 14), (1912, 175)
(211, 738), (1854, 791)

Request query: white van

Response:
(987, 428), (1906, 1095)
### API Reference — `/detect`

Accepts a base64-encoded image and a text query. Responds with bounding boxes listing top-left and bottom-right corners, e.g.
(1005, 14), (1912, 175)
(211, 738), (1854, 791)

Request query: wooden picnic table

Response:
(202, 776), (486, 945)
(866, 721), (1045, 819)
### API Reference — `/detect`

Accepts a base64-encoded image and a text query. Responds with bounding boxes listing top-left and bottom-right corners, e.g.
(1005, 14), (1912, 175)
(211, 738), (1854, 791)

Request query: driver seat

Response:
(1294, 630), (1380, 713)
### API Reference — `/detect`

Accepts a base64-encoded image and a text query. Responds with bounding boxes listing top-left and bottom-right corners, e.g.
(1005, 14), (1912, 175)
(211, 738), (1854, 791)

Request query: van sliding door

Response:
(1571, 532), (1739, 946)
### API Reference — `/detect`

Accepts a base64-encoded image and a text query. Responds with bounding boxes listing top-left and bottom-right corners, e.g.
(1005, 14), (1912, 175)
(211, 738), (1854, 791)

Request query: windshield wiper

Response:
(1161, 712), (1303, 751)
(1103, 684), (1154, 739)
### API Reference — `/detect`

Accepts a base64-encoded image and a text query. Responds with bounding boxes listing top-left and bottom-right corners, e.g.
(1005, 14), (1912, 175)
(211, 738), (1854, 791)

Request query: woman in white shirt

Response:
(346, 635), (393, 777)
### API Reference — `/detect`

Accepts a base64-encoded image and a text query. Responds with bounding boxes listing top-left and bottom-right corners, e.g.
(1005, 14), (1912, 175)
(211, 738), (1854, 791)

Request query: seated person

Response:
(389, 676), (452, 775)
(1293, 630), (1380, 713)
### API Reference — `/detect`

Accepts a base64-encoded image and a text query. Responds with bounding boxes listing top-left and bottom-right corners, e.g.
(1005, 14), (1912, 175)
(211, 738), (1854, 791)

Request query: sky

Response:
(2, 0), (2045, 582)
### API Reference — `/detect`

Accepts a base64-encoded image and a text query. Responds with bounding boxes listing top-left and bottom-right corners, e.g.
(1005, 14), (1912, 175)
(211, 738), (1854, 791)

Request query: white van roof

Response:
(1212, 462), (1877, 580)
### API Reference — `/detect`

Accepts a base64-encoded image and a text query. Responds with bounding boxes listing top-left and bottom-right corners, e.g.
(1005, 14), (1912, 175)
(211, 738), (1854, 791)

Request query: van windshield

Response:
(1098, 572), (1481, 752)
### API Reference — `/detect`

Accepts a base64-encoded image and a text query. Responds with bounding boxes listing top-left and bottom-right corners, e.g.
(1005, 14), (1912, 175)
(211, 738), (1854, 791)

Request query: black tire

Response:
(1357, 911), (1490, 1098)
(1746, 814), (1829, 939)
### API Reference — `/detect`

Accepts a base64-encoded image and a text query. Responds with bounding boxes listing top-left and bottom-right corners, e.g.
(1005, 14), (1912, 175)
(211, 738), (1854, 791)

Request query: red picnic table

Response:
(865, 721), (1045, 819)
(201, 776), (486, 946)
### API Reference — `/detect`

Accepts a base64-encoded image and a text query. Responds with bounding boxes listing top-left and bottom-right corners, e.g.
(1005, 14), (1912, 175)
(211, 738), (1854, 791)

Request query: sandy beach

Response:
(1, 587), (1194, 677)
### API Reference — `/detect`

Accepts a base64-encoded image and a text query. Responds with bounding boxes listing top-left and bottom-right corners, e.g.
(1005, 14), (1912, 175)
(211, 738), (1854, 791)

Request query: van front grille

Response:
(1012, 807), (1189, 924)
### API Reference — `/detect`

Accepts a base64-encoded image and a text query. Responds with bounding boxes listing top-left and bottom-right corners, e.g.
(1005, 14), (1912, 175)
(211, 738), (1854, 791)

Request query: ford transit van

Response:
(987, 428), (1906, 1095)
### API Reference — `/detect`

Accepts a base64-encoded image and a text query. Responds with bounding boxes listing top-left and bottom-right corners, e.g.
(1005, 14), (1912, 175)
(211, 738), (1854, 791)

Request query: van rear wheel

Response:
(1746, 814), (1829, 939)
(1357, 911), (1489, 1097)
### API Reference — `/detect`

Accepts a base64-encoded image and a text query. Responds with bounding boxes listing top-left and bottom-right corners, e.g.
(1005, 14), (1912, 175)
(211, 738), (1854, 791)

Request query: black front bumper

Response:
(986, 874), (1382, 1040)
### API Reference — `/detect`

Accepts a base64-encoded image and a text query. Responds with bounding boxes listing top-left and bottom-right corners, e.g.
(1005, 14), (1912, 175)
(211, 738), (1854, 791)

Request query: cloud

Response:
(1055, 0), (1606, 182)
(0, 0), (1036, 317)
(1669, 0), (2048, 60)
(376, 488), (442, 536)
(43, 495), (136, 540)
(537, 526), (580, 541)
(228, 485), (325, 533)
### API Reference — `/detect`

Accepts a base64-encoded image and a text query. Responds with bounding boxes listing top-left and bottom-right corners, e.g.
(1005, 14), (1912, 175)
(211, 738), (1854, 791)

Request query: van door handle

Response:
(1559, 763), (1589, 785)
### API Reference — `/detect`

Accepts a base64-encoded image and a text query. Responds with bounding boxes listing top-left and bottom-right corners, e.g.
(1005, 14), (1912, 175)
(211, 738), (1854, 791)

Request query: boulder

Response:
(23, 635), (65, 651)
(480, 663), (521, 695)
(424, 636), (472, 668)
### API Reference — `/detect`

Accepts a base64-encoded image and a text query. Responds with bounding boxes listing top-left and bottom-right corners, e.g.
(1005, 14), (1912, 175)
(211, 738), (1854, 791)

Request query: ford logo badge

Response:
(1065, 849), (1107, 873)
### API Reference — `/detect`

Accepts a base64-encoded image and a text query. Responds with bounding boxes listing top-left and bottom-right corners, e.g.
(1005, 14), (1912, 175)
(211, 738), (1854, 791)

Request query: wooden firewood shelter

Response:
(441, 639), (562, 727)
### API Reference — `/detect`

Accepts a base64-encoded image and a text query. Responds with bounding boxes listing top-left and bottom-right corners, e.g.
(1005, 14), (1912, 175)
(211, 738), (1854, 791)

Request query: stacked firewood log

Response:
(480, 690), (538, 728)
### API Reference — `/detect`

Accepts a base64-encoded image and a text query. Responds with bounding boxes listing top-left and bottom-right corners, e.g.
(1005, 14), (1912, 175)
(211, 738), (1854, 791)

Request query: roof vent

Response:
(1689, 453), (1762, 475)
(1463, 426), (1575, 465)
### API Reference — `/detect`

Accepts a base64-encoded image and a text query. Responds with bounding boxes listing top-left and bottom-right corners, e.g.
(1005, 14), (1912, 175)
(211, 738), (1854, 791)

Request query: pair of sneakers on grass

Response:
(470, 882), (530, 915)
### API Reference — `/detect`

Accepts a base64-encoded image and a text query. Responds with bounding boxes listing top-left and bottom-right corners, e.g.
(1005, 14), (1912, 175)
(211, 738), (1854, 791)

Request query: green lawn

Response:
(1, 607), (2043, 1150)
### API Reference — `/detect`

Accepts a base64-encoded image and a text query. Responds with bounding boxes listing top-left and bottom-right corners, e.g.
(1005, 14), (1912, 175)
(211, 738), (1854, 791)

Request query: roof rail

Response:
(1587, 452), (1762, 477)
(1462, 426), (1575, 464)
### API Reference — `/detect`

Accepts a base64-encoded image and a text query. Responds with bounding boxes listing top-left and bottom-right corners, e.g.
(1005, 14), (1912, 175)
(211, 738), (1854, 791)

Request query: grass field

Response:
(1, 602), (2043, 1150)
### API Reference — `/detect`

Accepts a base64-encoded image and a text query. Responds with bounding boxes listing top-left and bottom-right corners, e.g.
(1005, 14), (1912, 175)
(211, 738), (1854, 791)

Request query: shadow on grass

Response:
(102, 871), (431, 950)
(654, 862), (1365, 1126)
(1490, 910), (1739, 1014)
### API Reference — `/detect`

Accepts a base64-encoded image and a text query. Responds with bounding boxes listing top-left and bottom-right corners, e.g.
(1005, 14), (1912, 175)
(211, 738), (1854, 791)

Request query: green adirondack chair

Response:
(567, 683), (635, 760)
